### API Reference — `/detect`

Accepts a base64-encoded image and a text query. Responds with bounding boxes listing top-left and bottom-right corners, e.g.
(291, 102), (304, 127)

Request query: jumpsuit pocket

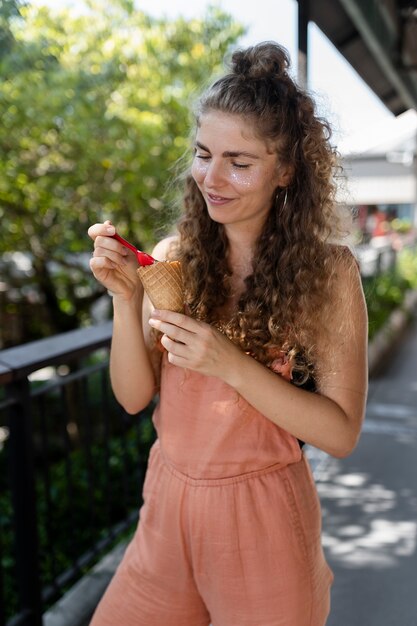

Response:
(282, 456), (326, 570)
(141, 440), (161, 510)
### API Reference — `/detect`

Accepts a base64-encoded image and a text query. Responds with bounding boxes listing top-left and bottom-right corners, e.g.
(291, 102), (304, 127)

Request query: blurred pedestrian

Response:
(365, 204), (388, 240)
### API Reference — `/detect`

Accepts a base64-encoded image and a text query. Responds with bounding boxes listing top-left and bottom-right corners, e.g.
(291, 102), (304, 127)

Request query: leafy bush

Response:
(364, 246), (417, 339)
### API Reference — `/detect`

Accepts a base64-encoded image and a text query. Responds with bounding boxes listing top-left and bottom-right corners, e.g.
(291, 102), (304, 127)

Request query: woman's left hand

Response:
(148, 309), (242, 380)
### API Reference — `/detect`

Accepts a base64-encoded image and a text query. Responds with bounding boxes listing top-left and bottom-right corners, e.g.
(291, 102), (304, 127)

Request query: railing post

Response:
(7, 378), (43, 626)
(0, 533), (5, 626)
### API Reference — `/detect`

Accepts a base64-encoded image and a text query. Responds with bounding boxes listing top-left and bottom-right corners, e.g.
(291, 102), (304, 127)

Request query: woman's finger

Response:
(94, 235), (129, 254)
(160, 334), (189, 357)
(90, 256), (117, 272)
(93, 244), (129, 267)
(166, 350), (188, 367)
(88, 222), (116, 240)
(150, 309), (201, 330)
(92, 232), (134, 270)
(148, 318), (192, 344)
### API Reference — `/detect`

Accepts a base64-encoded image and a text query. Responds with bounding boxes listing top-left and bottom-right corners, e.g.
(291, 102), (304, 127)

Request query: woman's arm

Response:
(109, 292), (156, 414)
(149, 254), (368, 457)
(227, 254), (368, 457)
(89, 222), (174, 414)
(110, 237), (179, 413)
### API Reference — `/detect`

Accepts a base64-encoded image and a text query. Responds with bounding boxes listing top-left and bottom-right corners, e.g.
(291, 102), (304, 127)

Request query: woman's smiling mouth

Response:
(206, 192), (233, 205)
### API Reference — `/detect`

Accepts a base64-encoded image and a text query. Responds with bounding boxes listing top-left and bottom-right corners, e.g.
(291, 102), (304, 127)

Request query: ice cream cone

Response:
(137, 260), (183, 312)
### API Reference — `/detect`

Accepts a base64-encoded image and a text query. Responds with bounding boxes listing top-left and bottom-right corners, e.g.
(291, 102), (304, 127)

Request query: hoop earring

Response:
(282, 187), (288, 210)
(275, 187), (288, 211)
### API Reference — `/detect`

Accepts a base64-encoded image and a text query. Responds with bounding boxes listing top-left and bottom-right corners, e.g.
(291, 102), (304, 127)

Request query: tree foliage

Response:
(0, 0), (26, 57)
(0, 0), (244, 345)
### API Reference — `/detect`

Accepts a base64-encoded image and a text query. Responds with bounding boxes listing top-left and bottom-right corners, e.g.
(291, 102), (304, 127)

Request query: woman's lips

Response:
(206, 192), (232, 206)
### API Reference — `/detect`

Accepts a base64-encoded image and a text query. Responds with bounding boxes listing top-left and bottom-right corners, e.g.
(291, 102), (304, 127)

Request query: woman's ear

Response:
(276, 163), (294, 187)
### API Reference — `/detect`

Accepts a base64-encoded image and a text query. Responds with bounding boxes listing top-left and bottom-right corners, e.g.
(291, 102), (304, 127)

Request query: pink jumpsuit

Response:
(90, 352), (334, 626)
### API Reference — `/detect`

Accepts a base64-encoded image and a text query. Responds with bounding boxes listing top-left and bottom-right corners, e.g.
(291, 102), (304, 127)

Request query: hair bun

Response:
(231, 41), (290, 80)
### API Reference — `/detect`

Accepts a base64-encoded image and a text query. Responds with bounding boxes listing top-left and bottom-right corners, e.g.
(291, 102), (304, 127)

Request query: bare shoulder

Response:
(330, 245), (364, 301)
(151, 235), (179, 261)
(321, 243), (368, 360)
(332, 244), (360, 273)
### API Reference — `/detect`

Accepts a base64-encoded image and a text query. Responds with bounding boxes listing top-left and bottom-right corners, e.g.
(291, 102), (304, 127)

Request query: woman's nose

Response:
(204, 160), (226, 187)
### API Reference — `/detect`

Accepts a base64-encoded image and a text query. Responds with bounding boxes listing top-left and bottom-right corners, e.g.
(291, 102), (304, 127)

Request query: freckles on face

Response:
(191, 156), (209, 179)
(229, 167), (258, 188)
(191, 114), (279, 183)
(191, 156), (259, 188)
(190, 111), (282, 230)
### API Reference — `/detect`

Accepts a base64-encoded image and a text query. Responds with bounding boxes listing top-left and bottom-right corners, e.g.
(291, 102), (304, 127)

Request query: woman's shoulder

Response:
(327, 243), (360, 274)
(327, 242), (357, 259)
(151, 234), (179, 261)
(326, 244), (365, 314)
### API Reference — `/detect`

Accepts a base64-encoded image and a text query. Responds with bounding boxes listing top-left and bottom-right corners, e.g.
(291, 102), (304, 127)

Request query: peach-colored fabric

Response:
(152, 353), (302, 479)
(90, 354), (333, 626)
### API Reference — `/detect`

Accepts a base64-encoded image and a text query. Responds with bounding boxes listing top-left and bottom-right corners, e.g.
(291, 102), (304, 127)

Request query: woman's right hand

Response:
(88, 220), (142, 302)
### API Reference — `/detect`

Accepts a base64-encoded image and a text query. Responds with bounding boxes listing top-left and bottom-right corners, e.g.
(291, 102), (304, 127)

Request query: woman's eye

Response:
(195, 153), (210, 160)
(232, 162), (250, 169)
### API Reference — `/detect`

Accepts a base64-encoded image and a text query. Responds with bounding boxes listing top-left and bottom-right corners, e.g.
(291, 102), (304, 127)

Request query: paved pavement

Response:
(306, 315), (417, 626)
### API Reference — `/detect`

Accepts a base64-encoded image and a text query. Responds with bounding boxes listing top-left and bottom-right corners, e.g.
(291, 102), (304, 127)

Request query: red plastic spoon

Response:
(111, 233), (156, 266)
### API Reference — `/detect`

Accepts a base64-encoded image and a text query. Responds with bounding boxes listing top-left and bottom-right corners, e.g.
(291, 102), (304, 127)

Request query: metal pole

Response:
(8, 379), (43, 626)
(298, 0), (309, 88)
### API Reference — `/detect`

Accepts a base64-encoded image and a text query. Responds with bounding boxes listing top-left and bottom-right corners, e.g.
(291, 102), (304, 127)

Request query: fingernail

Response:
(151, 309), (161, 318)
(106, 226), (115, 234)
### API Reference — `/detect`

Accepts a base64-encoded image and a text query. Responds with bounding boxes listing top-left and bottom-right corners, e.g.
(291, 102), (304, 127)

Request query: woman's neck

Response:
(225, 229), (256, 279)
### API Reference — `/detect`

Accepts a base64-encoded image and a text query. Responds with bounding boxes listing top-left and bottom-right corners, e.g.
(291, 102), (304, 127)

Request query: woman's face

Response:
(191, 111), (286, 236)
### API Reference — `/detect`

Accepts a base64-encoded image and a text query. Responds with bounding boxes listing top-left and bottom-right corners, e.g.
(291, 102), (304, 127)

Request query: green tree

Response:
(0, 0), (26, 57)
(0, 0), (244, 345)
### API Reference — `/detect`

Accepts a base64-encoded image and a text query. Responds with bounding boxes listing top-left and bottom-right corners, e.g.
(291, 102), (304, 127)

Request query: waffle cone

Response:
(137, 261), (183, 312)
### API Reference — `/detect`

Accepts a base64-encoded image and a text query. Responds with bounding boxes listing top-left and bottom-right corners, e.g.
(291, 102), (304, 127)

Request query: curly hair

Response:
(168, 41), (354, 384)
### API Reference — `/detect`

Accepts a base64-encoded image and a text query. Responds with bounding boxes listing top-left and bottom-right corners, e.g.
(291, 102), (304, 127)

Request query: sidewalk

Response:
(307, 315), (417, 626)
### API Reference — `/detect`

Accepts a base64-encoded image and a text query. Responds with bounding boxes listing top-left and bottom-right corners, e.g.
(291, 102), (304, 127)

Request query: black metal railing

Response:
(0, 323), (155, 626)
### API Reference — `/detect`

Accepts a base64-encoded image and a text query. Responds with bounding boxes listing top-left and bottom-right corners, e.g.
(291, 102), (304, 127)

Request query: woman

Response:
(88, 41), (368, 626)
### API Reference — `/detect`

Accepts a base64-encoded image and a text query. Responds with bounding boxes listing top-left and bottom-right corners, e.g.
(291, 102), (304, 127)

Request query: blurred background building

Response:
(344, 109), (417, 232)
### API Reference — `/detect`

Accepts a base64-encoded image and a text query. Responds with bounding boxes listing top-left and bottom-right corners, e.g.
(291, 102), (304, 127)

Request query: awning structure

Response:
(295, 1), (417, 210)
(343, 172), (416, 205)
(298, 0), (417, 115)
